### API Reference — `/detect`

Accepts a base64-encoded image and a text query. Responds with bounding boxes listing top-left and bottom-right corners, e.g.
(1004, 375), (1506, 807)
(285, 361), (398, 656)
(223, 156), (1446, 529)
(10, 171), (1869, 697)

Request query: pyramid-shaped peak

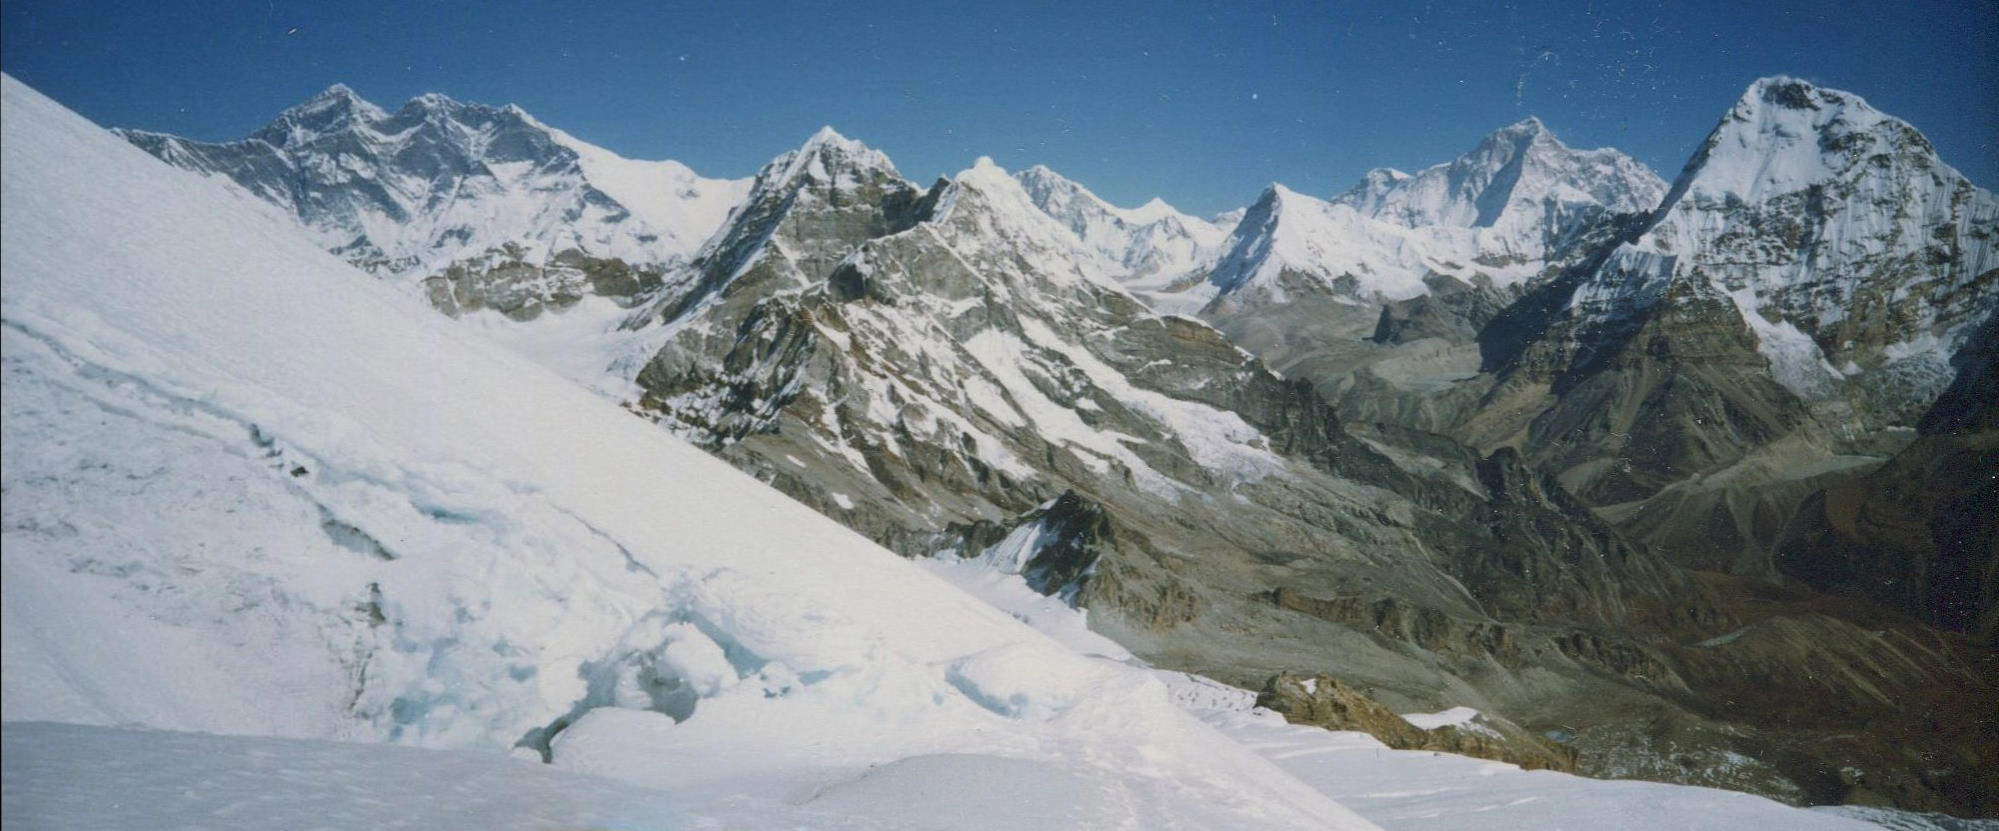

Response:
(784, 125), (883, 160)
(1239, 182), (1310, 224)
(1719, 77), (1889, 130)
(727, 126), (905, 209)
(1668, 76), (1940, 206)
(1475, 116), (1562, 154)
(288, 83), (384, 118)
(763, 126), (898, 185)
(252, 83), (388, 146)
(1129, 196), (1178, 220)
(313, 83), (361, 101)
(799, 125), (874, 154)
(1258, 182), (1327, 213)
(404, 91), (465, 111)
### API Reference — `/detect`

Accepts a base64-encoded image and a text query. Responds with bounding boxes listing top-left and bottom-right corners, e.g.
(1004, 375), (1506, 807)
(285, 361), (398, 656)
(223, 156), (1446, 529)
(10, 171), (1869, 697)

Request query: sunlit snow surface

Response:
(0, 72), (1926, 831)
(0, 73), (1367, 830)
(1194, 706), (1884, 831)
(2, 721), (689, 830)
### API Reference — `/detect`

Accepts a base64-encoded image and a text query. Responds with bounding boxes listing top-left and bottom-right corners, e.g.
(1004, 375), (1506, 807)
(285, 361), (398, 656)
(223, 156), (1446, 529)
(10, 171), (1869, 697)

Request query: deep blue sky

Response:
(4, 0), (1993, 215)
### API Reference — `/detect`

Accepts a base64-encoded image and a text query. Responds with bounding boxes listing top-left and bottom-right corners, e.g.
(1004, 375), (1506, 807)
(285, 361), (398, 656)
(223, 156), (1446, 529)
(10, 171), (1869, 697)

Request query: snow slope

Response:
(1202, 707), (1882, 831)
(0, 73), (1372, 830)
(2, 721), (692, 831)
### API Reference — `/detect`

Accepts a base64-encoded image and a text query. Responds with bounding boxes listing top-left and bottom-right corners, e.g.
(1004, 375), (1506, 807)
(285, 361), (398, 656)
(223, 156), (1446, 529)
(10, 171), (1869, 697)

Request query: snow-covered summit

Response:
(118, 84), (749, 315)
(1199, 183), (1465, 309)
(247, 83), (392, 147)
(1568, 75), (1998, 408)
(1014, 163), (1230, 285)
(643, 127), (930, 322)
(1331, 115), (1666, 250)
(0, 72), (1375, 831)
(1178, 119), (1665, 319)
(769, 125), (903, 191)
(1664, 76), (1951, 208)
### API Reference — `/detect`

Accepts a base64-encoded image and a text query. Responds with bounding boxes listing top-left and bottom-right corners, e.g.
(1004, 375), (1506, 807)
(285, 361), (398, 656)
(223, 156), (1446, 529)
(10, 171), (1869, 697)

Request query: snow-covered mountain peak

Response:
(1013, 163), (1228, 284)
(1331, 116), (1665, 245)
(1667, 76), (1940, 209)
(1201, 182), (1447, 307)
(729, 127), (913, 221)
(804, 123), (856, 148)
(119, 85), (751, 319)
(1567, 76), (1997, 411)
(1489, 115), (1552, 144)
(249, 83), (390, 148)
(770, 125), (901, 190)
(939, 156), (1119, 282)
(1128, 196), (1179, 223)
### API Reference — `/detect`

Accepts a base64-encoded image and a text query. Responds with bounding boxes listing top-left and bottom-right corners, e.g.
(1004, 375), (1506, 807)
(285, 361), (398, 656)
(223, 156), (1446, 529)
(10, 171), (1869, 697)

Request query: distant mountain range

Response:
(115, 75), (1998, 815)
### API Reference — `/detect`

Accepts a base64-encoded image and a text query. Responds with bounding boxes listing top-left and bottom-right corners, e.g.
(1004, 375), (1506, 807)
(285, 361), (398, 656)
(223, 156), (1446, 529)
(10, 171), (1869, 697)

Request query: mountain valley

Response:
(21, 71), (1995, 819)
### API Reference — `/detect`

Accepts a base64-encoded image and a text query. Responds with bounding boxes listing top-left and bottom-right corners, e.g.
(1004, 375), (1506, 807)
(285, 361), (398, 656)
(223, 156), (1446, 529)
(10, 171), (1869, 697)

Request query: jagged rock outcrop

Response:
(1258, 673), (1578, 772)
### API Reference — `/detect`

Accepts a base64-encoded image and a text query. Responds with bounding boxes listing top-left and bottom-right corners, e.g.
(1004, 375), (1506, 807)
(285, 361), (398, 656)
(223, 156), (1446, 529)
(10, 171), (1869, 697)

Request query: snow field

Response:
(0, 73), (1373, 829)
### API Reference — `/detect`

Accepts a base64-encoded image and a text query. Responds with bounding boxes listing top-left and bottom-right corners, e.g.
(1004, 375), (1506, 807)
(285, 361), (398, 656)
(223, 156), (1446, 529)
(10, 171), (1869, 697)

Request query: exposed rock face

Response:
(1773, 312), (1999, 642)
(119, 85), (748, 316)
(117, 82), (1999, 815)
(1257, 673), (1578, 772)
(609, 130), (1997, 813)
(1182, 122), (1667, 441)
(1469, 78), (1998, 574)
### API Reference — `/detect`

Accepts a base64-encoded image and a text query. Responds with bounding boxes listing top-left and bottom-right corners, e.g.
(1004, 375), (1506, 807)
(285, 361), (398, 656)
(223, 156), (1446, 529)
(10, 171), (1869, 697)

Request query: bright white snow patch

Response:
(0, 73), (1373, 831)
(2, 721), (691, 830)
(1400, 707), (1500, 739)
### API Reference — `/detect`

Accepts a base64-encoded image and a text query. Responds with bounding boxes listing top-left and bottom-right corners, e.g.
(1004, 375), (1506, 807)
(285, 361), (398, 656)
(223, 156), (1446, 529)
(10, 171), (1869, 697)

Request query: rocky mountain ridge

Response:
(119, 80), (1997, 815)
(120, 84), (748, 320)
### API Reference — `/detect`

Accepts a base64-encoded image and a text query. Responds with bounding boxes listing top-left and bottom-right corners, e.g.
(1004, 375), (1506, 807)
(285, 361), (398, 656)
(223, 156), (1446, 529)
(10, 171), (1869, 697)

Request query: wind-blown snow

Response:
(0, 73), (1372, 830)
